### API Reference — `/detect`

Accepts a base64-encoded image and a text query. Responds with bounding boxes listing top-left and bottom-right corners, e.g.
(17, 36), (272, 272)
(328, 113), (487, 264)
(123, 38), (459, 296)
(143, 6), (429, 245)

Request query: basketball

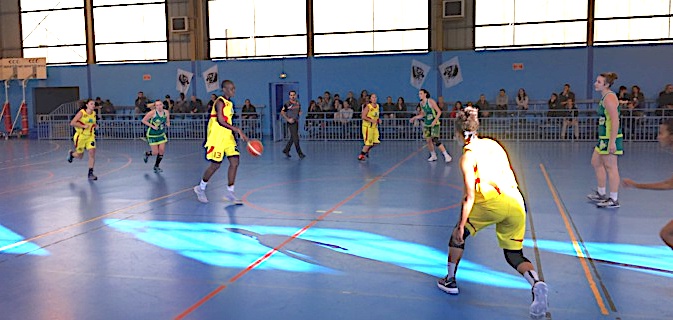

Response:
(247, 139), (264, 157)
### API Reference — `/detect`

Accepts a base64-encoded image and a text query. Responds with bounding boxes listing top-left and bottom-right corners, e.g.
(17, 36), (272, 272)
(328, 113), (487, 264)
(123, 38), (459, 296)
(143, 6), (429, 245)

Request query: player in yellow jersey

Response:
(436, 106), (548, 319)
(358, 93), (381, 161)
(194, 80), (249, 204)
(67, 99), (98, 180)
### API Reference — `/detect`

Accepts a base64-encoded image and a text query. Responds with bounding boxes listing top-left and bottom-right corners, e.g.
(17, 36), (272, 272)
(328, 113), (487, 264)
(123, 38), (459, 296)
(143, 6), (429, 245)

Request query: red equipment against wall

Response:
(2, 102), (10, 134)
(20, 102), (28, 135)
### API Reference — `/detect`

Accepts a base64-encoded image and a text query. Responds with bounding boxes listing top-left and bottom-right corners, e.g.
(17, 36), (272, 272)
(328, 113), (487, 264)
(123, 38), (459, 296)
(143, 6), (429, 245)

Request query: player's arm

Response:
(361, 104), (371, 123)
(429, 99), (442, 125)
(141, 110), (156, 129)
(605, 94), (620, 152)
(280, 103), (293, 123)
(453, 151), (476, 245)
(623, 174), (673, 190)
(165, 110), (171, 127)
(216, 100), (248, 141)
(70, 111), (86, 128)
(409, 108), (424, 123)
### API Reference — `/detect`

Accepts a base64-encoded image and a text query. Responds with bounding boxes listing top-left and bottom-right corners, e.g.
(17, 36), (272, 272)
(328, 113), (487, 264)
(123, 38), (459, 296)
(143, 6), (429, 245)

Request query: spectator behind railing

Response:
(475, 94), (491, 118)
(495, 89), (508, 112)
(560, 97), (579, 139)
(559, 83), (575, 108)
(392, 97), (408, 119)
(547, 93), (562, 118)
(338, 99), (354, 125)
(382, 96), (396, 118)
(656, 84), (673, 117)
(345, 91), (358, 115)
(163, 95), (175, 112)
(629, 85), (645, 109)
(241, 99), (258, 119)
(135, 91), (149, 115)
(189, 95), (204, 114)
(438, 96), (449, 118)
(174, 93), (188, 114)
(101, 99), (115, 119)
(516, 88), (529, 112)
(206, 94), (217, 113)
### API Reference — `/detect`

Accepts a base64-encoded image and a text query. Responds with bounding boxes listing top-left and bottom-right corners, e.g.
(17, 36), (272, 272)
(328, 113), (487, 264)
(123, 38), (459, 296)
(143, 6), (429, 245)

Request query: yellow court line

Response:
(539, 163), (609, 316)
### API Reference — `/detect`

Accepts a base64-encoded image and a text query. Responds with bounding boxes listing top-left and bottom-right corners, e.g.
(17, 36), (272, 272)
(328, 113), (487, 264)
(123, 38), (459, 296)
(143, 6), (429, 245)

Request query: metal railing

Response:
(37, 112), (263, 141)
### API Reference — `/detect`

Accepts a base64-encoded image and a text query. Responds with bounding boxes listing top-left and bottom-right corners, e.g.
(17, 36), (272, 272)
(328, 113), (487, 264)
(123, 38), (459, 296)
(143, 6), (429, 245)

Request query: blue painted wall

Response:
(5, 44), (673, 135)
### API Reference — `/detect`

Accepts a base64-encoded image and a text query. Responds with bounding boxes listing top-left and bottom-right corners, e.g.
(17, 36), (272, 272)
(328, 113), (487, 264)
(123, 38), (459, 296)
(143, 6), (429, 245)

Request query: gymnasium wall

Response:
(5, 43), (673, 135)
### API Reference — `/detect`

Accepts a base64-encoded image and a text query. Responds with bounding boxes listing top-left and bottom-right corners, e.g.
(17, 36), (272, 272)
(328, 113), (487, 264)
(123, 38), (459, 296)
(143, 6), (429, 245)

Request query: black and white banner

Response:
(410, 59), (431, 89)
(202, 65), (219, 93)
(176, 68), (193, 94)
(438, 57), (463, 88)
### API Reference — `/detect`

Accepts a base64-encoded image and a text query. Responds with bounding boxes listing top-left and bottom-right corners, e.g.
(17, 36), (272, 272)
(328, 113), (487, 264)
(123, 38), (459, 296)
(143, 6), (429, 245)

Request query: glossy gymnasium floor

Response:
(1, 138), (672, 320)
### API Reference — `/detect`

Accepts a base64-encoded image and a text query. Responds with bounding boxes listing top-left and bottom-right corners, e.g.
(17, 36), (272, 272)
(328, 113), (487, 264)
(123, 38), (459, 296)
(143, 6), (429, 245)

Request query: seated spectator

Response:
(617, 86), (631, 112)
(100, 99), (115, 119)
(629, 85), (645, 110)
(164, 95), (175, 112)
(495, 89), (508, 113)
(189, 95), (204, 113)
(241, 99), (258, 119)
(547, 93), (562, 118)
(450, 101), (463, 118)
(560, 98), (579, 139)
(135, 91), (149, 115)
(345, 91), (358, 114)
(475, 94), (491, 118)
(333, 94), (342, 110)
(438, 96), (449, 118)
(393, 97), (407, 118)
(174, 93), (188, 113)
(559, 83), (575, 108)
(516, 88), (529, 111)
(338, 100), (354, 125)
(382, 96), (396, 118)
(333, 99), (344, 120)
(358, 90), (369, 112)
(206, 94), (217, 113)
(657, 84), (673, 116)
(305, 100), (323, 130)
(321, 91), (334, 112)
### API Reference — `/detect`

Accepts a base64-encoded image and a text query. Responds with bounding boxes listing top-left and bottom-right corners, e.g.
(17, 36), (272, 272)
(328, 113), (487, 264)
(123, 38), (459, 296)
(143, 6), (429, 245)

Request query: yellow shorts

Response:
(464, 191), (526, 250)
(205, 143), (239, 162)
(362, 125), (380, 146)
(73, 133), (96, 153)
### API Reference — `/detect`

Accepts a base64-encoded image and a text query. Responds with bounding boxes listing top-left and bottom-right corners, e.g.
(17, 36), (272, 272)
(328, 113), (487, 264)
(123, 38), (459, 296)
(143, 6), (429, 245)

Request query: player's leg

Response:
(153, 143), (163, 172)
(597, 154), (620, 208)
(588, 149), (608, 202)
(660, 220), (673, 249)
(86, 139), (97, 180)
(437, 226), (471, 295)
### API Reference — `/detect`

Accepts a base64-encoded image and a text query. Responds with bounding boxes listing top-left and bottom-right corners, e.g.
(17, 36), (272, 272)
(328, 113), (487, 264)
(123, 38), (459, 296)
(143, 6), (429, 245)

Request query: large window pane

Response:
(24, 46), (86, 64)
(22, 10), (86, 47)
(373, 30), (428, 51)
(475, 0), (514, 25)
(475, 26), (514, 48)
(253, 0), (306, 37)
(254, 36), (307, 56)
(315, 33), (374, 53)
(373, 0), (428, 30)
(595, 17), (672, 43)
(20, 0), (83, 11)
(596, 0), (672, 18)
(94, 0), (163, 5)
(514, 0), (587, 23)
(515, 22), (586, 45)
(209, 0), (254, 38)
(95, 42), (167, 62)
(314, 0), (373, 33)
(93, 4), (166, 43)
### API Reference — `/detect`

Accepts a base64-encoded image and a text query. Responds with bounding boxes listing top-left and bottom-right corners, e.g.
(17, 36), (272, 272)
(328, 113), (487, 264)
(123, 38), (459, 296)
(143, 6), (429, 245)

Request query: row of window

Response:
(19, 0), (673, 64)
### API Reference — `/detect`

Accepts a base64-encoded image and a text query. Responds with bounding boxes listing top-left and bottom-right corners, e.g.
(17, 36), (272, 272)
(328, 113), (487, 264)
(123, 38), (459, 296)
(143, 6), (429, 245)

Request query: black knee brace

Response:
(432, 137), (441, 147)
(449, 227), (471, 249)
(503, 249), (530, 270)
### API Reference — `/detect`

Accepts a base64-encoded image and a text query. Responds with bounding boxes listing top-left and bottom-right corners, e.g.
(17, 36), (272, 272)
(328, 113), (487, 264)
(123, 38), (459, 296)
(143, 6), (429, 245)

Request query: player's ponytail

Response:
(600, 72), (619, 87)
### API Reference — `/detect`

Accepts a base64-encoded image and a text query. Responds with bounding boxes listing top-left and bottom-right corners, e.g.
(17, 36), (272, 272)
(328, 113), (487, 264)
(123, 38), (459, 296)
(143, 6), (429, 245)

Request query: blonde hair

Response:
(600, 72), (618, 87)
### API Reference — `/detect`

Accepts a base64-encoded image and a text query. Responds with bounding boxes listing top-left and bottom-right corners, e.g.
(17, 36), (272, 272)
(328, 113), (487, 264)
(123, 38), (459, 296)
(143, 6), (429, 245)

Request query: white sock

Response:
(597, 187), (606, 195)
(199, 180), (208, 190)
(447, 262), (457, 278)
(523, 270), (540, 286)
(227, 185), (235, 192)
(443, 151), (451, 157)
(430, 151), (437, 157)
(609, 192), (618, 201)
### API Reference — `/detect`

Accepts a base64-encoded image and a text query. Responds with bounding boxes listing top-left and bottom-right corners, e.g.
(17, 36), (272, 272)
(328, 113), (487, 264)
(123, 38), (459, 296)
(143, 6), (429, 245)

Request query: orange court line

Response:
(174, 146), (426, 320)
(539, 163), (609, 315)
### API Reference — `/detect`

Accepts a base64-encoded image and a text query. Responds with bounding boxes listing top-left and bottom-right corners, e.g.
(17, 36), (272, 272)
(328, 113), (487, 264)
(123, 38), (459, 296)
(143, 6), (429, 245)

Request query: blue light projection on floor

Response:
(525, 239), (673, 277)
(0, 225), (49, 255)
(104, 219), (531, 289)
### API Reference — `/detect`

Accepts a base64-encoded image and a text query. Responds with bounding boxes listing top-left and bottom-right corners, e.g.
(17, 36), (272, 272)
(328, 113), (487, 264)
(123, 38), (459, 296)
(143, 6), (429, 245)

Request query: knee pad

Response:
(503, 249), (530, 270)
(432, 137), (441, 147)
(448, 227), (471, 249)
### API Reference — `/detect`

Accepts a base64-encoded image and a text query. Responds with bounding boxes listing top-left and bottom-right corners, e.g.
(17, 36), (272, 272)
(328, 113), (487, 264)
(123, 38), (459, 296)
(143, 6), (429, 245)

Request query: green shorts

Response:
(147, 133), (168, 146)
(594, 136), (623, 155)
(423, 125), (440, 139)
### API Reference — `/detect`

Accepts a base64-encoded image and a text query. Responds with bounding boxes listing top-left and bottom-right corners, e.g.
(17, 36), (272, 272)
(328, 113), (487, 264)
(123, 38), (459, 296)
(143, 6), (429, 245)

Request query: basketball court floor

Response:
(1, 138), (671, 319)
